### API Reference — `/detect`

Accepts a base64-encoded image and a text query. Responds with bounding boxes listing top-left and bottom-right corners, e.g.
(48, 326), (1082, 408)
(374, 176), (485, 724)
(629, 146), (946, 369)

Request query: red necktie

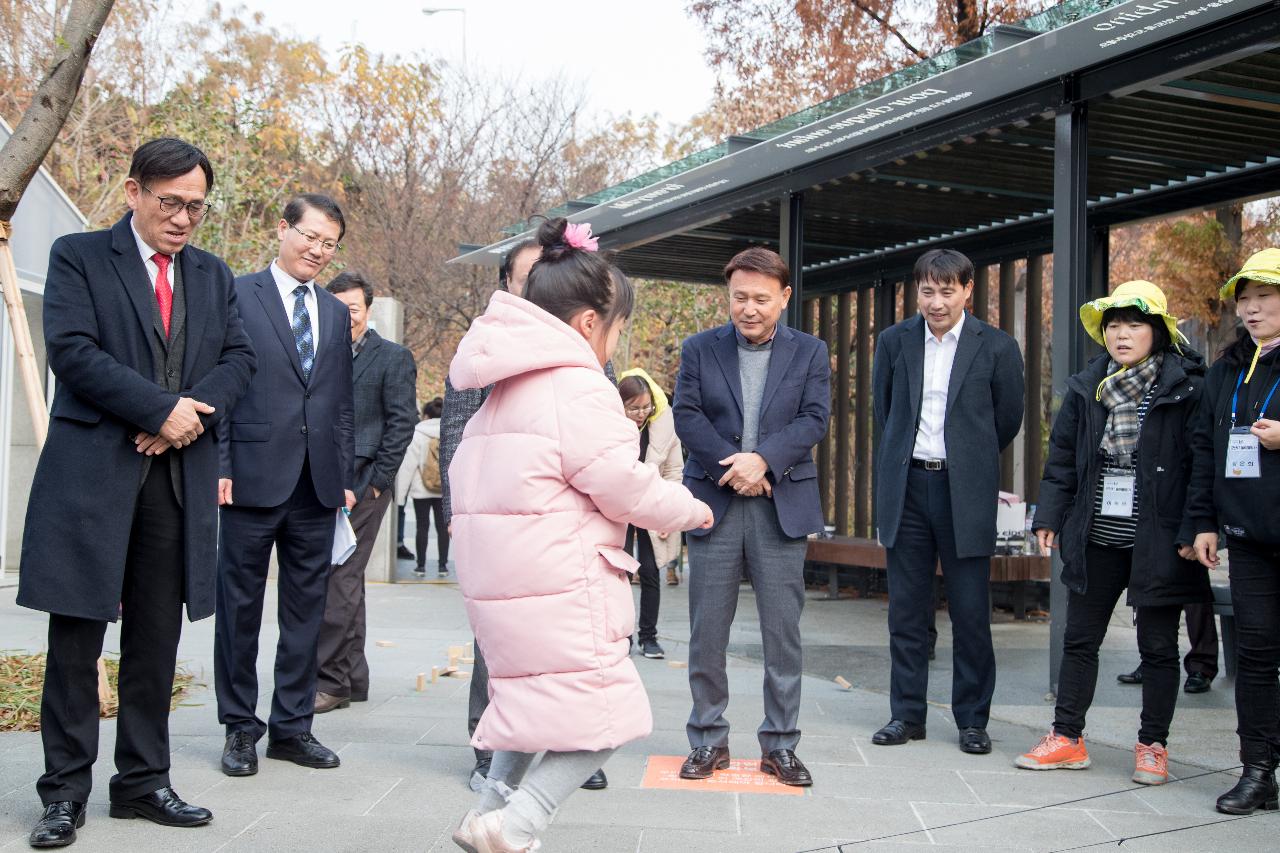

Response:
(152, 252), (173, 337)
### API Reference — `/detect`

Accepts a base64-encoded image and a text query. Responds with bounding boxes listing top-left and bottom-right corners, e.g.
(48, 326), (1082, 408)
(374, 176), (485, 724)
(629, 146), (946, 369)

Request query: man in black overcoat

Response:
(17, 138), (256, 847)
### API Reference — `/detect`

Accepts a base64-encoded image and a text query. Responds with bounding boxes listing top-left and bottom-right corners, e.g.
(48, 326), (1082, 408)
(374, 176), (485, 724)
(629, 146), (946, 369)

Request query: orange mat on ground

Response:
(639, 755), (805, 795)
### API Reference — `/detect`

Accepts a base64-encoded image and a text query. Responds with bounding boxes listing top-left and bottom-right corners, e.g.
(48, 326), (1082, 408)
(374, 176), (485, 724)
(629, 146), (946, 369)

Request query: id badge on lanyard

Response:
(1100, 470), (1136, 516)
(1227, 427), (1261, 479)
(1228, 369), (1279, 479)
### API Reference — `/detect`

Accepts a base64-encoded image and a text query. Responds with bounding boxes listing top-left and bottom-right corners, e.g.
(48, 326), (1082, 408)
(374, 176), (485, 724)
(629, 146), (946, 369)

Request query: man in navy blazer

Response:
(19, 138), (255, 847)
(214, 194), (356, 778)
(871, 249), (1024, 756)
(673, 247), (830, 787)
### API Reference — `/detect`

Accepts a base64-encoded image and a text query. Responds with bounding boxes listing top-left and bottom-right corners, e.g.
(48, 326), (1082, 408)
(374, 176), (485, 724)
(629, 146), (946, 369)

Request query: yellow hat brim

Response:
(1079, 296), (1185, 347)
(1220, 271), (1280, 302)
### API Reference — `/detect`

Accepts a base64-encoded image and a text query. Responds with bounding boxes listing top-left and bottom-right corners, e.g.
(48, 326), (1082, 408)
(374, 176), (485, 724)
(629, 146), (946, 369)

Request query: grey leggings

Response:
(475, 748), (615, 840)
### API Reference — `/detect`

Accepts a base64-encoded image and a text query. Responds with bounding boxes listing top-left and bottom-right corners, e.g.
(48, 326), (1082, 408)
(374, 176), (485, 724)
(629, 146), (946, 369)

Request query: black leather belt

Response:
(910, 458), (948, 471)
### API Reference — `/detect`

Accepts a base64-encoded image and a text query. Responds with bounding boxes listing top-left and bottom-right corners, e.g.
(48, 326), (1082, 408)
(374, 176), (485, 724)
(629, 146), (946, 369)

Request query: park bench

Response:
(804, 534), (1050, 619)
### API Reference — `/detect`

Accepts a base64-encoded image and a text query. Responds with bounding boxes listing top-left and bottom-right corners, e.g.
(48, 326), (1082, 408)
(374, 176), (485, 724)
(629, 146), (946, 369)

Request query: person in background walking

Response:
(1018, 280), (1207, 786)
(447, 218), (713, 852)
(398, 398), (448, 577)
(314, 271), (417, 713)
(871, 248), (1024, 756)
(1186, 249), (1280, 815)
(618, 368), (685, 659)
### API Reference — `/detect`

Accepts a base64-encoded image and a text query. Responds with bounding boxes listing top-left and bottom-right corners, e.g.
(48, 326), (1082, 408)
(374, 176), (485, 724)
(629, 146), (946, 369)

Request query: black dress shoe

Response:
(1117, 667), (1143, 685)
(221, 731), (257, 777)
(1184, 672), (1212, 694)
(680, 745), (731, 779)
(108, 787), (212, 827)
(760, 749), (813, 786)
(29, 802), (85, 848)
(580, 769), (608, 790)
(397, 544), (414, 560)
(872, 720), (926, 746)
(958, 727), (992, 755)
(266, 732), (340, 769)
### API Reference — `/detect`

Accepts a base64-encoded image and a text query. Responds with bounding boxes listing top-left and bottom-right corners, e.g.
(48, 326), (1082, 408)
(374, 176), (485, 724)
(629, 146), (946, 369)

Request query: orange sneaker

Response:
(1015, 730), (1091, 770)
(1133, 742), (1169, 785)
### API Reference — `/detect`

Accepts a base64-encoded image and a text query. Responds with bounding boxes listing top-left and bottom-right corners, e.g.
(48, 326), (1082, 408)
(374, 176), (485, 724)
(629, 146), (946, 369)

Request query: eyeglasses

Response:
(624, 404), (654, 417)
(142, 185), (211, 220)
(290, 224), (342, 254)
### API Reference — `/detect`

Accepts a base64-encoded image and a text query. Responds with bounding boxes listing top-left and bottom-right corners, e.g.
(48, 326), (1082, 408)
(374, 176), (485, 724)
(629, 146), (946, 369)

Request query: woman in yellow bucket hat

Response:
(1018, 280), (1209, 788)
(1186, 248), (1280, 815)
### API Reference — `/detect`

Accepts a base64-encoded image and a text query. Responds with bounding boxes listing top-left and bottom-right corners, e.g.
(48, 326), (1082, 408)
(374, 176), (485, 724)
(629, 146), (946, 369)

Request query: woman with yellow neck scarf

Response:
(1186, 248), (1280, 815)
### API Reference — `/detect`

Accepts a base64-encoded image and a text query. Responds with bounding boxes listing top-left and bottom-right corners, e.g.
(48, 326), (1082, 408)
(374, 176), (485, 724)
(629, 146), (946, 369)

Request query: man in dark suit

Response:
(673, 247), (831, 787)
(314, 271), (417, 712)
(214, 194), (356, 777)
(18, 138), (255, 847)
(871, 248), (1024, 755)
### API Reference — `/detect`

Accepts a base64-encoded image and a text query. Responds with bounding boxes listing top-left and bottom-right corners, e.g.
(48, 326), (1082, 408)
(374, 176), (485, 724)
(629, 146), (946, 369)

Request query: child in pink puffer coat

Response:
(448, 217), (713, 852)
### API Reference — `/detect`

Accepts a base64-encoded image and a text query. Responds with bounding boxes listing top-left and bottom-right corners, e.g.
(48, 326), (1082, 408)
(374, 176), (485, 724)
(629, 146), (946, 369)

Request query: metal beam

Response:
(818, 296), (834, 522)
(867, 173), (1053, 203)
(999, 261), (1018, 493)
(973, 265), (989, 323)
(834, 292), (852, 535)
(1025, 255), (1044, 505)
(855, 286), (872, 537)
(781, 192), (805, 328)
(1050, 103), (1092, 696)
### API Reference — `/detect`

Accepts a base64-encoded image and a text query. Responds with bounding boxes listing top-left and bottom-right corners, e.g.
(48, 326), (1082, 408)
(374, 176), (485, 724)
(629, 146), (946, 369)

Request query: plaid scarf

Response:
(1097, 353), (1162, 459)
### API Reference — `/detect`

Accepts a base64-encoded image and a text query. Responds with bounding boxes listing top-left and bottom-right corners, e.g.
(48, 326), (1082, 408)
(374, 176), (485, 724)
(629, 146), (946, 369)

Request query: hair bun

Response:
(536, 217), (572, 262)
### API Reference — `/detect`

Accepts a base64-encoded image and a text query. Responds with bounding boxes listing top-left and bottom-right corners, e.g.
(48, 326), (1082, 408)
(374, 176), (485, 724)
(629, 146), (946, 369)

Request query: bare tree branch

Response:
(850, 0), (928, 60)
(0, 0), (115, 221)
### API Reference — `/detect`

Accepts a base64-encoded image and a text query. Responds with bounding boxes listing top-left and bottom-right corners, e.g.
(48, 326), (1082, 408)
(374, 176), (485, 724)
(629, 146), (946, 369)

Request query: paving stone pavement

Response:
(0, 570), (1274, 852)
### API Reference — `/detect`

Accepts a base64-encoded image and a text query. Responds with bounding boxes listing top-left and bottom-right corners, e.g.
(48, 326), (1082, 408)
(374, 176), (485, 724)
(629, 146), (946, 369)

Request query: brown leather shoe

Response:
(680, 745), (730, 779)
(760, 749), (813, 786)
(313, 691), (350, 714)
(666, 566), (679, 586)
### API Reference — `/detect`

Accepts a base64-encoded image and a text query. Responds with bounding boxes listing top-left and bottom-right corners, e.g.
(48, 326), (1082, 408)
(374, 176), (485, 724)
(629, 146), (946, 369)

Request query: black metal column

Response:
(781, 192), (805, 327)
(1049, 102), (1090, 695)
(1025, 255), (1044, 504)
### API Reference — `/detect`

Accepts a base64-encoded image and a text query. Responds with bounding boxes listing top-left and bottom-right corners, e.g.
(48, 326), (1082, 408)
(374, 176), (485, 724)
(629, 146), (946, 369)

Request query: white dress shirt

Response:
(270, 259), (320, 352)
(913, 312), (965, 461)
(129, 219), (175, 292)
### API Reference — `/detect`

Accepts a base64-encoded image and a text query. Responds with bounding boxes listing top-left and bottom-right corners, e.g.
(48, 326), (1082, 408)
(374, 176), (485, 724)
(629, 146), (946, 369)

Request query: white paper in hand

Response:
(332, 509), (357, 565)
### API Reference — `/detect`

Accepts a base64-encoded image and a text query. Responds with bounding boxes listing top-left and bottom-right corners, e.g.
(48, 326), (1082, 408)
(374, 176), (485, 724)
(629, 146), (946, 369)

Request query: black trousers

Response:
(215, 459), (333, 741)
(886, 468), (996, 729)
(1182, 602), (1220, 679)
(316, 487), (392, 699)
(38, 465), (185, 805)
(1226, 536), (1280, 759)
(626, 526), (661, 643)
(468, 641), (491, 761)
(1054, 544), (1182, 745)
(412, 497), (448, 568)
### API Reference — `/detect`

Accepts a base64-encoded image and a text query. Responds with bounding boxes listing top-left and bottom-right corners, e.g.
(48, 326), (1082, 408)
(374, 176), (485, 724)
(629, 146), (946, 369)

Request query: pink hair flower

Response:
(563, 222), (599, 252)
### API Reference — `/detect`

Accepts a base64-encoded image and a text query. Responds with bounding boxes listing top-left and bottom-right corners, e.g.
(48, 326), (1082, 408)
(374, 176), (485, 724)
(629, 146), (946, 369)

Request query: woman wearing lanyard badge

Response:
(1018, 280), (1209, 787)
(1187, 248), (1280, 815)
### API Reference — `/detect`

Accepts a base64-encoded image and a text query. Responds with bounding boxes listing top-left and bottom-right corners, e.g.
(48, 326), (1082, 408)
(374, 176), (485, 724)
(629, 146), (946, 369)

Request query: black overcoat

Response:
(872, 312), (1025, 558)
(17, 214), (256, 622)
(1032, 351), (1211, 606)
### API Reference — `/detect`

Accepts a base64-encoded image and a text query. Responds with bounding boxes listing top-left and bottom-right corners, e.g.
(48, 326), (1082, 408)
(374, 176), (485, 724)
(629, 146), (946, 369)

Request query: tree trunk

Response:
(1208, 204), (1245, 358)
(0, 0), (115, 221)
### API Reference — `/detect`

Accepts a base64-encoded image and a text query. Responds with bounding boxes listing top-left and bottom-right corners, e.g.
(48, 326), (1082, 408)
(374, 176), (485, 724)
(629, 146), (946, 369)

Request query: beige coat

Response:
(640, 407), (685, 567)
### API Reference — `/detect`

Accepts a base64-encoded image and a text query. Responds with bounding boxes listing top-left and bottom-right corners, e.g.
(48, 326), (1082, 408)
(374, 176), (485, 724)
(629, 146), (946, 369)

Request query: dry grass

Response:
(0, 652), (197, 732)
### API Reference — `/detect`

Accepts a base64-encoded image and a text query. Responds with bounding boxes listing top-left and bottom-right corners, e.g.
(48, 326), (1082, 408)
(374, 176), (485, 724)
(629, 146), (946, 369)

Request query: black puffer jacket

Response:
(1033, 350), (1211, 606)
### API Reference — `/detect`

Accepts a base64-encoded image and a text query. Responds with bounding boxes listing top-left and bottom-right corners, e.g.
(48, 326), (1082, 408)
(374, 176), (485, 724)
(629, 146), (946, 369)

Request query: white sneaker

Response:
(470, 809), (541, 853)
(452, 810), (481, 852)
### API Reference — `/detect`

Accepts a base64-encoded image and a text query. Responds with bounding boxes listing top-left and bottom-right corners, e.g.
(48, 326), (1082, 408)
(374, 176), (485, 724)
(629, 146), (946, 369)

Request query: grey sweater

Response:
(738, 338), (773, 452)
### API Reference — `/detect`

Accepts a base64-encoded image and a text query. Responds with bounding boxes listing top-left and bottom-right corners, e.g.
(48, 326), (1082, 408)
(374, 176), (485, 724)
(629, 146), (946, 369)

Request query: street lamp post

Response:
(422, 7), (467, 65)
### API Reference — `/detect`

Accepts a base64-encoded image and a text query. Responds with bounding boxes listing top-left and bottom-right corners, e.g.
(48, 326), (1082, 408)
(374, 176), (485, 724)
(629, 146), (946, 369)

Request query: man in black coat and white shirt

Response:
(18, 138), (256, 847)
(871, 249), (1024, 756)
